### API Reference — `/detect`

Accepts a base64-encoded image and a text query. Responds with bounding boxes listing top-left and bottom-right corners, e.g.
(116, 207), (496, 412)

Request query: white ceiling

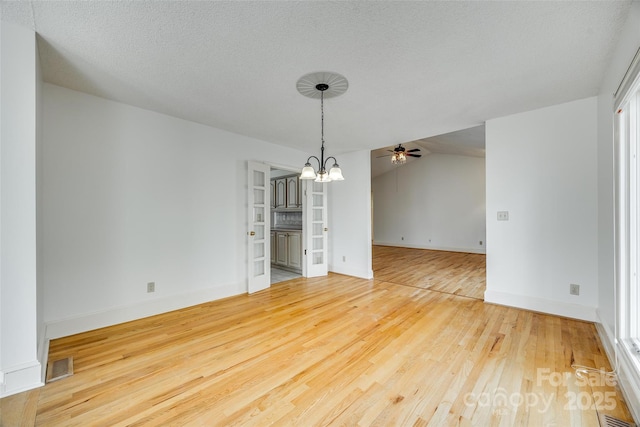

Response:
(0, 1), (632, 158)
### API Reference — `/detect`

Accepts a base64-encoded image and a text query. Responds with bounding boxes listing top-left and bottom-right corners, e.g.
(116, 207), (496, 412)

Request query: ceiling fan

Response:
(377, 144), (422, 164)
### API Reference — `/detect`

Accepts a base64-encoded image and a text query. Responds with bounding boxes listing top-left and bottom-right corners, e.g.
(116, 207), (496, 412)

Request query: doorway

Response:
(270, 167), (303, 284)
(247, 161), (329, 292)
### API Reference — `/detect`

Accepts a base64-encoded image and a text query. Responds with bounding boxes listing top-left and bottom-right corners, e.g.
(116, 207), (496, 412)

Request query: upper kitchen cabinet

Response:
(270, 174), (302, 211)
(275, 178), (287, 209)
(270, 180), (277, 208)
(286, 176), (301, 209)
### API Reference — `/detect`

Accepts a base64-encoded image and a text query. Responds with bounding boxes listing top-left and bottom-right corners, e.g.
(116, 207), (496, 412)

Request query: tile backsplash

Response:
(273, 211), (302, 229)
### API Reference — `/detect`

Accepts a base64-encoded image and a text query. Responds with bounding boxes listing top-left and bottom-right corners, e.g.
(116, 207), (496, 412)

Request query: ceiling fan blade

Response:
(407, 154), (422, 158)
(407, 148), (421, 153)
(376, 154), (392, 158)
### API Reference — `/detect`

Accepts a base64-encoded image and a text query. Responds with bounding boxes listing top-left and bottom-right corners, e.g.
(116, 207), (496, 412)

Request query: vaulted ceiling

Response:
(1, 1), (632, 156)
(371, 125), (485, 177)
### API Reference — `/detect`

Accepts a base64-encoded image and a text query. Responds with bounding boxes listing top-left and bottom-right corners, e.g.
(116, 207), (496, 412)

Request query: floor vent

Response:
(46, 357), (74, 383)
(599, 414), (636, 427)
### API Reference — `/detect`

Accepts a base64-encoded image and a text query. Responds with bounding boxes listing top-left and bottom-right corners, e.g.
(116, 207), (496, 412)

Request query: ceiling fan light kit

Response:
(386, 144), (422, 165)
(392, 152), (406, 164)
(297, 72), (347, 183)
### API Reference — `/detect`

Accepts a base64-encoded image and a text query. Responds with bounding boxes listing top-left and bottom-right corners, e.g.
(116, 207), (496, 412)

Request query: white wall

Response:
(485, 97), (598, 321)
(41, 84), (315, 336)
(328, 150), (373, 279)
(0, 21), (42, 397)
(596, 2), (640, 422)
(372, 153), (486, 254)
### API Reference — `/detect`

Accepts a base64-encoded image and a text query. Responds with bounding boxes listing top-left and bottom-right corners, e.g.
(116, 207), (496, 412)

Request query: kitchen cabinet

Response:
(270, 181), (277, 208)
(275, 179), (286, 208)
(286, 176), (301, 208)
(270, 231), (276, 264)
(272, 230), (302, 273)
(275, 232), (288, 266)
(287, 231), (302, 270)
(270, 175), (301, 210)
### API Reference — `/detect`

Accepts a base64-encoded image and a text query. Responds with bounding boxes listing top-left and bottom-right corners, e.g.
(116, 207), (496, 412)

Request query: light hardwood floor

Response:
(373, 246), (486, 300)
(1, 247), (635, 426)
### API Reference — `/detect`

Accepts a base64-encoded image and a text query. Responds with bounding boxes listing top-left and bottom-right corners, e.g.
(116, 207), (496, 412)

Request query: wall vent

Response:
(599, 414), (635, 427)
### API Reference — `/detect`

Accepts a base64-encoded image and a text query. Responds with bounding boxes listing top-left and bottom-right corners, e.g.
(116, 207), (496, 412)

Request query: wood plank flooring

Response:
(1, 248), (635, 426)
(373, 245), (486, 300)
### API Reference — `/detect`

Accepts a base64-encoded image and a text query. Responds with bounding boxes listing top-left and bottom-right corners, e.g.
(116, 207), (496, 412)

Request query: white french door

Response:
(304, 180), (328, 277)
(247, 161), (271, 293)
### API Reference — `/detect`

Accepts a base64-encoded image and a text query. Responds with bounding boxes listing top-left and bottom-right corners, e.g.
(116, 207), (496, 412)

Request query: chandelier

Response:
(297, 72), (347, 183)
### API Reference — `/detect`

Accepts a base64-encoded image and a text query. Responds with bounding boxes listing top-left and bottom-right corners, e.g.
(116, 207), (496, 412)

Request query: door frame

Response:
(264, 163), (307, 278)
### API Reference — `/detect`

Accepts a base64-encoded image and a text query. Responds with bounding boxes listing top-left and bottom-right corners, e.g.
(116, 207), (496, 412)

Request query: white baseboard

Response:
(45, 283), (244, 339)
(373, 241), (486, 255)
(595, 310), (640, 424)
(484, 289), (597, 322)
(329, 265), (374, 280)
(0, 360), (43, 398)
(595, 311), (616, 359)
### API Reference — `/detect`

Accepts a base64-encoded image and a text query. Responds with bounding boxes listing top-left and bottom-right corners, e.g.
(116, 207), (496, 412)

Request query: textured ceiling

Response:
(0, 1), (632, 158)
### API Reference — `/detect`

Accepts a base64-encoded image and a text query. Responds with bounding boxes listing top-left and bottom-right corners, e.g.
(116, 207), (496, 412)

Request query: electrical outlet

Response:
(479, 240), (483, 245)
(497, 211), (509, 221)
(342, 256), (346, 262)
(401, 236), (404, 240)
(569, 284), (580, 296)
(147, 282), (155, 293)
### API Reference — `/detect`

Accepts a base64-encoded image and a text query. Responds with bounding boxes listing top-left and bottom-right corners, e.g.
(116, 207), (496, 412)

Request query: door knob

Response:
(249, 231), (256, 236)
(324, 228), (328, 232)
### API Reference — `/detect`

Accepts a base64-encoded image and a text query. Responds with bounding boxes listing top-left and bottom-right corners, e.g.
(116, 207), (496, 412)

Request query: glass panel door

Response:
(247, 161), (271, 293)
(304, 180), (328, 277)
